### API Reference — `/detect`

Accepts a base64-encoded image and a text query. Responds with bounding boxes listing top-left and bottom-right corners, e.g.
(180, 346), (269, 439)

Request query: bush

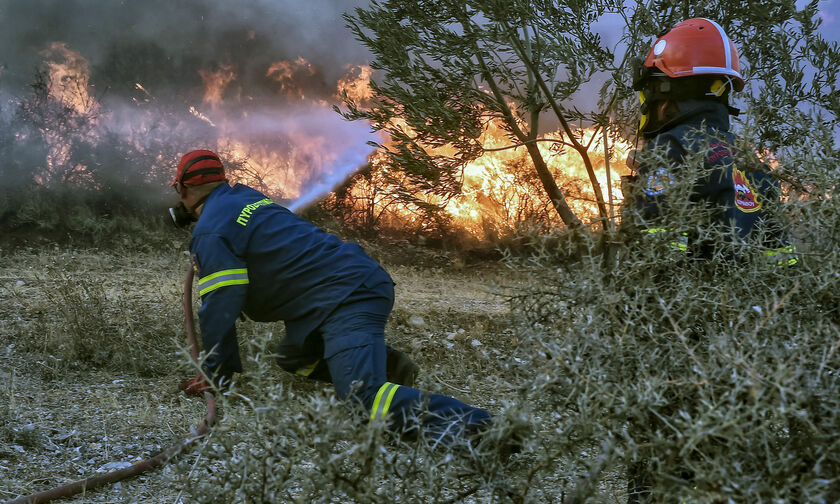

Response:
(169, 329), (539, 503)
(503, 132), (840, 502)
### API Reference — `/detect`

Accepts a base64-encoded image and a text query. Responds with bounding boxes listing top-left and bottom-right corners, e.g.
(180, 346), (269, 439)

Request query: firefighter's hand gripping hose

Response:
(2, 264), (215, 504)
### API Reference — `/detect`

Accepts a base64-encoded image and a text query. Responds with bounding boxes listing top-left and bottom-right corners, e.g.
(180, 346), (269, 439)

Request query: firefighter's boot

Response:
(386, 348), (419, 387)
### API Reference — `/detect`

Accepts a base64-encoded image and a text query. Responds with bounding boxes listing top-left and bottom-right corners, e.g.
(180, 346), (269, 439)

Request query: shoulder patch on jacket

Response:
(191, 252), (200, 275)
(733, 166), (762, 213)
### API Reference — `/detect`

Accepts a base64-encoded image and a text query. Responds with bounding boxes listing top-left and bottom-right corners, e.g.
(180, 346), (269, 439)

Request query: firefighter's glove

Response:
(179, 374), (211, 396)
(180, 371), (234, 396)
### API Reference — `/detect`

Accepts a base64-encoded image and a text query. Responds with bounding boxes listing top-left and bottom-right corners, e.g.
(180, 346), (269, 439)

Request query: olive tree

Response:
(341, 0), (644, 231)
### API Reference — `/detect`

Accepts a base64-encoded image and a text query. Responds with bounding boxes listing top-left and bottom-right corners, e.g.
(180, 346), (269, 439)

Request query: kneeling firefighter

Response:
(170, 149), (491, 441)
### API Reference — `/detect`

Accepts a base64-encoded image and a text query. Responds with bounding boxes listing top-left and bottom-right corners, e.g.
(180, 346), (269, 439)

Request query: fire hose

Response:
(3, 264), (215, 504)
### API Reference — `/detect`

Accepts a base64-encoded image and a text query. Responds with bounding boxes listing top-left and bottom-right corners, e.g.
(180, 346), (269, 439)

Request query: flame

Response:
(35, 42), (100, 184)
(199, 64), (236, 110)
(189, 106), (217, 127)
(343, 116), (631, 238)
(266, 57), (315, 101)
(217, 139), (300, 196)
(337, 64), (374, 103)
(28, 42), (631, 237)
(328, 72), (632, 235)
(40, 42), (98, 115)
(187, 57), (378, 207)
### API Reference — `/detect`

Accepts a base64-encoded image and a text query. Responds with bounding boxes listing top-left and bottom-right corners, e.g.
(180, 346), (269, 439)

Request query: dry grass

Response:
(6, 207), (835, 503)
(0, 245), (524, 503)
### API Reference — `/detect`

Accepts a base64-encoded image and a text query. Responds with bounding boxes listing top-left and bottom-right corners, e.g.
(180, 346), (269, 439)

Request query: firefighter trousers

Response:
(276, 270), (491, 441)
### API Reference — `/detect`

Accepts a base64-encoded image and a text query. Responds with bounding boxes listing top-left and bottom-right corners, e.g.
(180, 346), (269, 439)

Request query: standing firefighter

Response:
(171, 149), (491, 442)
(626, 17), (795, 265)
(621, 18), (796, 503)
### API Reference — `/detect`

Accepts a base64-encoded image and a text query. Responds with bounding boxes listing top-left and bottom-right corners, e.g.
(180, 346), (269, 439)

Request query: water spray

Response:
(225, 107), (378, 213)
(2, 264), (215, 504)
(288, 141), (374, 213)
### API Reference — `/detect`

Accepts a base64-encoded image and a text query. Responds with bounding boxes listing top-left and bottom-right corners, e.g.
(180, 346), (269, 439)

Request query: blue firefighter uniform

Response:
(190, 183), (490, 437)
(625, 99), (797, 504)
(631, 100), (795, 264)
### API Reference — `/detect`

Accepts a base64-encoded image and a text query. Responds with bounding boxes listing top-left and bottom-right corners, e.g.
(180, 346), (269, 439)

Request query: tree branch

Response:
(504, 21), (609, 226)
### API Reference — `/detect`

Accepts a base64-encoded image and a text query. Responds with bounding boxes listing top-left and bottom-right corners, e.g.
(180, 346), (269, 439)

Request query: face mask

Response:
(169, 201), (196, 228)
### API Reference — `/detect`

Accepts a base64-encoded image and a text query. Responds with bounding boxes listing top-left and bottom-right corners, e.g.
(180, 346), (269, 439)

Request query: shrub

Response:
(170, 329), (540, 503)
(503, 132), (840, 502)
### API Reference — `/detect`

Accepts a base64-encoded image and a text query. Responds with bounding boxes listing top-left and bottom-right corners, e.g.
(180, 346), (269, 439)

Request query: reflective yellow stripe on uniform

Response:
(765, 245), (798, 267)
(296, 360), (320, 377)
(642, 228), (688, 252)
(198, 268), (249, 296)
(370, 382), (400, 421)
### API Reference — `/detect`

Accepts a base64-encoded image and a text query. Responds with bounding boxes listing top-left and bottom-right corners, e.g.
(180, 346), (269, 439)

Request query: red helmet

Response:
(172, 149), (226, 187)
(643, 18), (745, 92)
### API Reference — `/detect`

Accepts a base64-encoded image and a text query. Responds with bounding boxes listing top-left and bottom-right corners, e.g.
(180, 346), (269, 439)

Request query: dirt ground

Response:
(0, 245), (524, 503)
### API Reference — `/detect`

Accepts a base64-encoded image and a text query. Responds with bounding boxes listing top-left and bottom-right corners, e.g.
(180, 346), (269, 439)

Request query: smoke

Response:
(0, 0), (377, 208)
(0, 0), (371, 92)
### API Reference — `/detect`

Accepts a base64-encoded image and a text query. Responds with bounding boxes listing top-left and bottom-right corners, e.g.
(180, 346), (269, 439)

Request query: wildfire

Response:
(199, 64), (237, 110)
(217, 138), (311, 200)
(40, 42), (98, 116)
(189, 106), (217, 127)
(29, 42), (631, 237)
(336, 64), (375, 103)
(346, 120), (630, 239)
(35, 42), (101, 185)
(448, 123), (630, 232)
(331, 69), (630, 236)
(266, 57), (317, 102)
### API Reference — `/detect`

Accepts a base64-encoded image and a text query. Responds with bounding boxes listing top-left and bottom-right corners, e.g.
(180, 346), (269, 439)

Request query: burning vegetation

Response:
(1, 32), (629, 247)
(2, 2), (840, 503)
(328, 115), (631, 244)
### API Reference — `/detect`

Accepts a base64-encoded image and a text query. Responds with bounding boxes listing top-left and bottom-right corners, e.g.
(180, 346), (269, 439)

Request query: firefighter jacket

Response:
(189, 183), (387, 379)
(628, 99), (790, 260)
